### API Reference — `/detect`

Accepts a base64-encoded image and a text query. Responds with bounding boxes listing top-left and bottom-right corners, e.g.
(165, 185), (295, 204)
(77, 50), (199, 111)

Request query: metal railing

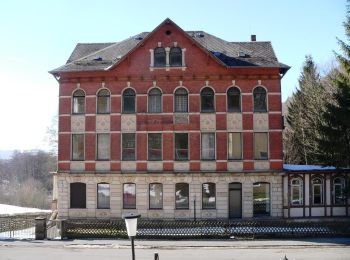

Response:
(61, 218), (350, 240)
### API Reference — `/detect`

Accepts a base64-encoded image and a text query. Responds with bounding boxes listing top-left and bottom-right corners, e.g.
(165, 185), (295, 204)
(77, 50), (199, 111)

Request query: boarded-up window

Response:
(70, 182), (86, 208)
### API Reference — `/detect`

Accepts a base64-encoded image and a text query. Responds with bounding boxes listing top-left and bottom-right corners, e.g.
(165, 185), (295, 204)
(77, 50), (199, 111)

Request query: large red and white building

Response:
(50, 19), (349, 219)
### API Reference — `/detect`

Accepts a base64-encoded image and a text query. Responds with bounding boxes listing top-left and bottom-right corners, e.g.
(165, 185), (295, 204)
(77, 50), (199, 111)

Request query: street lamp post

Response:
(123, 213), (141, 260)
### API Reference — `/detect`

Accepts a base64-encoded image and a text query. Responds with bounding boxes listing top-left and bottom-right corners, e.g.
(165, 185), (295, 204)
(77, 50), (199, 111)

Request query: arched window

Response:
(312, 177), (324, 205)
(148, 88), (162, 113)
(70, 182), (86, 208)
(201, 87), (215, 112)
(333, 177), (346, 205)
(123, 183), (136, 209)
(174, 88), (188, 112)
(290, 177), (303, 206)
(72, 89), (85, 114)
(149, 183), (163, 209)
(202, 183), (216, 209)
(97, 89), (110, 114)
(253, 182), (270, 216)
(253, 86), (267, 112)
(175, 183), (189, 209)
(154, 47), (166, 67)
(170, 47), (182, 66)
(122, 88), (136, 113)
(97, 183), (110, 209)
(227, 87), (241, 112)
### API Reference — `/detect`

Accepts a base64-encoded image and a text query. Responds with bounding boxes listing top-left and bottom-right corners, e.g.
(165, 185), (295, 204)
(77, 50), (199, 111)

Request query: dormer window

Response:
(154, 47), (166, 67)
(150, 45), (186, 70)
(170, 47), (182, 66)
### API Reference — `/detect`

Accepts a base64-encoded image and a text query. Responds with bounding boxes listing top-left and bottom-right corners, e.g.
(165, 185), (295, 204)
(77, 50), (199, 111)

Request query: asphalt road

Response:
(0, 238), (349, 260)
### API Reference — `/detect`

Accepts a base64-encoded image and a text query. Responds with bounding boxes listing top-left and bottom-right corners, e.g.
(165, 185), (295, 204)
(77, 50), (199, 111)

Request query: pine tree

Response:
(285, 56), (325, 164)
(317, 5), (350, 168)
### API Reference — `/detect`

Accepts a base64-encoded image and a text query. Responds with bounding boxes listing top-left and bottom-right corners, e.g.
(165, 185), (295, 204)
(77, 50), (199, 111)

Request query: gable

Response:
(50, 18), (289, 76)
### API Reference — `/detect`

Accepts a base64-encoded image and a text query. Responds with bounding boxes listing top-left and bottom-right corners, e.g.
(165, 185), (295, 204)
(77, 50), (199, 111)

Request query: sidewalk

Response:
(1, 237), (349, 249)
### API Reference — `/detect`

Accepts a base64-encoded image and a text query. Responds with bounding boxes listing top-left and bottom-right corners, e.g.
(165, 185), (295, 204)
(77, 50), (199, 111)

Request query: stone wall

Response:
(55, 172), (283, 219)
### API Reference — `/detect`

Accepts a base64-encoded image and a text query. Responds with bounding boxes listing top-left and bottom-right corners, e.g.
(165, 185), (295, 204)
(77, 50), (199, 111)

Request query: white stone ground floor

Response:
(53, 172), (284, 219)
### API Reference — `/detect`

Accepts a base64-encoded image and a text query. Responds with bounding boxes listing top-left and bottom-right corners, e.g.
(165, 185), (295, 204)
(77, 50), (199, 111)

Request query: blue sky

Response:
(0, 0), (346, 150)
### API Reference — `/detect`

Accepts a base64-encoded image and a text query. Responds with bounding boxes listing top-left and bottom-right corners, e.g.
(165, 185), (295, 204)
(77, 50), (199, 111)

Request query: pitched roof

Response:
(50, 22), (289, 75)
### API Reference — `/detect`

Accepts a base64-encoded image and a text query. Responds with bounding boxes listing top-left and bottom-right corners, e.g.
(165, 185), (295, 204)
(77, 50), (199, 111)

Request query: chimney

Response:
(251, 35), (256, 41)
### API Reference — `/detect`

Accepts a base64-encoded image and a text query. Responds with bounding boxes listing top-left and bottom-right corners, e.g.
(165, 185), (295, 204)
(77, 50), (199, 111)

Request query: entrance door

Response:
(229, 183), (242, 218)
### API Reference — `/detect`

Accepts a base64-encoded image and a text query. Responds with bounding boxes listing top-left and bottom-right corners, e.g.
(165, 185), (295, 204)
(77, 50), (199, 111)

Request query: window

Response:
(122, 133), (136, 161)
(201, 87), (215, 112)
(122, 88), (136, 113)
(253, 182), (270, 217)
(70, 182), (86, 208)
(72, 134), (84, 161)
(201, 133), (215, 160)
(96, 134), (110, 160)
(72, 89), (85, 114)
(312, 177), (324, 205)
(290, 177), (303, 206)
(228, 132), (242, 160)
(227, 87), (241, 112)
(97, 183), (110, 209)
(149, 183), (163, 209)
(174, 88), (188, 112)
(170, 47), (182, 66)
(154, 47), (166, 67)
(253, 86), (267, 112)
(202, 183), (216, 209)
(175, 133), (188, 160)
(175, 183), (189, 209)
(148, 88), (162, 113)
(254, 133), (268, 160)
(123, 183), (136, 209)
(97, 89), (110, 114)
(333, 177), (346, 205)
(148, 133), (162, 160)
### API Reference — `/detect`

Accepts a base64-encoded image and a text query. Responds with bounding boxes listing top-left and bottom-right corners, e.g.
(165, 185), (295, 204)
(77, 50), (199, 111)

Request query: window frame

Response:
(96, 133), (110, 161)
(202, 182), (216, 210)
(254, 132), (269, 160)
(290, 176), (303, 206)
(123, 183), (136, 209)
(174, 87), (188, 113)
(71, 134), (85, 161)
(227, 87), (241, 112)
(175, 183), (190, 210)
(253, 182), (271, 217)
(333, 176), (346, 205)
(311, 176), (324, 205)
(174, 133), (189, 161)
(228, 132), (242, 160)
(122, 88), (136, 114)
(97, 183), (110, 209)
(148, 133), (162, 161)
(122, 133), (136, 161)
(148, 88), (162, 113)
(96, 89), (110, 114)
(154, 47), (166, 67)
(200, 87), (215, 113)
(253, 86), (267, 112)
(201, 133), (215, 160)
(169, 47), (182, 67)
(72, 89), (85, 115)
(149, 183), (163, 210)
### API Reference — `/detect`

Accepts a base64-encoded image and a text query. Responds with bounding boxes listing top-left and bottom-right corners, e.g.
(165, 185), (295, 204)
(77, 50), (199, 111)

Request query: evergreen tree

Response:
(317, 5), (350, 168)
(285, 56), (325, 164)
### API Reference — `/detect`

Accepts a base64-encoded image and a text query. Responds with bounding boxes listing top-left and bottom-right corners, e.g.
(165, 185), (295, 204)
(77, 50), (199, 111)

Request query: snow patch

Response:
(0, 204), (51, 216)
